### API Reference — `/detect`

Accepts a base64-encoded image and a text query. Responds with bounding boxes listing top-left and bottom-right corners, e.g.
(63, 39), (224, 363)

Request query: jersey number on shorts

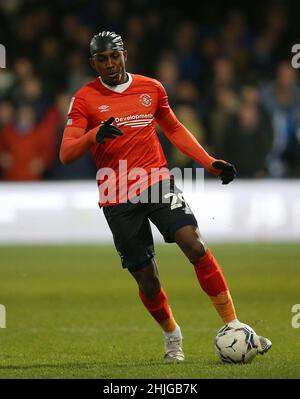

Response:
(163, 192), (185, 210)
(164, 192), (192, 214)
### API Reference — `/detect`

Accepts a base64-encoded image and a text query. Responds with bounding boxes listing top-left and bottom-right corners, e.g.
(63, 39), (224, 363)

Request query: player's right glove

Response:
(96, 117), (123, 144)
(212, 160), (237, 184)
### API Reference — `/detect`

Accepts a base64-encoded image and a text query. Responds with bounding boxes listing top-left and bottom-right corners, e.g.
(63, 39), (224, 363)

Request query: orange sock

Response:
(193, 249), (237, 323)
(139, 288), (177, 333)
(210, 291), (237, 323)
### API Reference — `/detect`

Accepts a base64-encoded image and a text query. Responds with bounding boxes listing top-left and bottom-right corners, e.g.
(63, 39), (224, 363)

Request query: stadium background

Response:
(1, 0), (300, 180)
(0, 0), (300, 379)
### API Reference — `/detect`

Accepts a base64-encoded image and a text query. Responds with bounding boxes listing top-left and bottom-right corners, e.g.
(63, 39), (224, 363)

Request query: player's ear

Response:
(89, 57), (96, 70)
(123, 50), (128, 62)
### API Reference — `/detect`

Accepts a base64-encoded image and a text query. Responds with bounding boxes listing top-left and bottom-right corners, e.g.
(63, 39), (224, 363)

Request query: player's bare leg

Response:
(175, 225), (272, 354)
(129, 260), (184, 362)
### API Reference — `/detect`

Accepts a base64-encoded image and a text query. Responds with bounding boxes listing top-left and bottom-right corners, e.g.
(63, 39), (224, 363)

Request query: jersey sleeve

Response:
(66, 95), (89, 130)
(155, 81), (172, 119)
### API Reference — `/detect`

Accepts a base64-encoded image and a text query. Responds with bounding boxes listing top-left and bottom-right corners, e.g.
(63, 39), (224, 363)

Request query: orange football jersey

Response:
(67, 74), (171, 205)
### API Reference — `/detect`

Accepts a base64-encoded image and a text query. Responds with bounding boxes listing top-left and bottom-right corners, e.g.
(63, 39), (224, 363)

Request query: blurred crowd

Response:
(1, 0), (300, 181)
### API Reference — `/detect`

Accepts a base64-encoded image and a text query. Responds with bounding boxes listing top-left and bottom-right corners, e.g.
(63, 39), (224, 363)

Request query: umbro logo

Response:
(98, 105), (110, 112)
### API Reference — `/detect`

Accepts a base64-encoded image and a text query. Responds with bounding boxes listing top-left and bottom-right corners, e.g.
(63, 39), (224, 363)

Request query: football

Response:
(215, 323), (259, 364)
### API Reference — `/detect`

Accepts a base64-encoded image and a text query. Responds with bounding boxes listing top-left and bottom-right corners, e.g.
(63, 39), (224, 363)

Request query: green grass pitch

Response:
(0, 243), (300, 379)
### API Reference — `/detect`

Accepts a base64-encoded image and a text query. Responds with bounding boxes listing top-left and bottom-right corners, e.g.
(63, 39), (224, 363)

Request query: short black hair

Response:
(90, 31), (124, 56)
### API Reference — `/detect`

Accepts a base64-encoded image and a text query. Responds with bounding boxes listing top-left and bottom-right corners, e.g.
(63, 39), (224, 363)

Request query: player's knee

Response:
(187, 241), (206, 263)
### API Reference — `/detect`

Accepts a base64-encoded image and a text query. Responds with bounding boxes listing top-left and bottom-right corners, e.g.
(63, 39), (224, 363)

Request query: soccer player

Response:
(59, 31), (271, 362)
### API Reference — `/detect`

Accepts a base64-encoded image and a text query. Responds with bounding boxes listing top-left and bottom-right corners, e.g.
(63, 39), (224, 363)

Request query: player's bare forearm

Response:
(59, 126), (97, 164)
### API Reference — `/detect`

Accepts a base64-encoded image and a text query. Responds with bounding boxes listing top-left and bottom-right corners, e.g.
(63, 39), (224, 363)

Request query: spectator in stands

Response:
(174, 80), (204, 116)
(10, 76), (49, 121)
(66, 51), (93, 94)
(0, 102), (14, 179)
(173, 22), (201, 84)
(45, 93), (96, 180)
(0, 101), (14, 129)
(260, 61), (300, 177)
(0, 105), (59, 181)
(37, 37), (66, 98)
(252, 6), (288, 79)
(204, 86), (239, 159)
(155, 51), (180, 105)
(219, 10), (253, 74)
(223, 101), (273, 177)
(13, 57), (35, 84)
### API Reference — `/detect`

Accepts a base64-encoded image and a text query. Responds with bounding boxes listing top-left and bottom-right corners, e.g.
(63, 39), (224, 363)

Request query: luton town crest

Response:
(139, 93), (152, 107)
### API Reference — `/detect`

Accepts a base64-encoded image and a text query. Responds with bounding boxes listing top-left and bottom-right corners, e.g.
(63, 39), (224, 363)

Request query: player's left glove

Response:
(212, 160), (237, 184)
(96, 117), (123, 144)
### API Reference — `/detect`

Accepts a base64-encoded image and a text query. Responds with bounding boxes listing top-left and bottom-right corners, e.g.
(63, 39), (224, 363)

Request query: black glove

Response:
(96, 117), (123, 144)
(212, 161), (237, 185)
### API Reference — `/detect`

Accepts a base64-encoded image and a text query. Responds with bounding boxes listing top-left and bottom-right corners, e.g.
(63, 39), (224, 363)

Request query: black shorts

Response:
(103, 179), (198, 270)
